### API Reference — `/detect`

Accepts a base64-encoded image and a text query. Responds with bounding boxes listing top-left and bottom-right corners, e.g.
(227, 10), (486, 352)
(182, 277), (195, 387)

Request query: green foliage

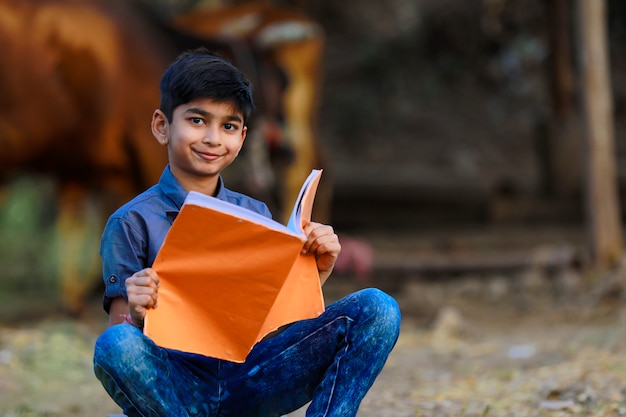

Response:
(0, 176), (59, 313)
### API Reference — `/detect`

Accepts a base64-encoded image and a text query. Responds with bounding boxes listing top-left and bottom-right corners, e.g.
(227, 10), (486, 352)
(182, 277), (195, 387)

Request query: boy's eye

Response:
(190, 117), (205, 125)
(224, 123), (237, 131)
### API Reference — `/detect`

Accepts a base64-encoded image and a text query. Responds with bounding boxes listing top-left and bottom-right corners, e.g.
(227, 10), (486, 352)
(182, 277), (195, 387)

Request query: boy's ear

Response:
(237, 126), (248, 155)
(151, 109), (169, 145)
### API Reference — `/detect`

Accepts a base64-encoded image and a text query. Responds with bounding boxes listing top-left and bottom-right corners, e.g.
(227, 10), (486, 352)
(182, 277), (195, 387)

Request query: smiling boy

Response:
(93, 49), (401, 417)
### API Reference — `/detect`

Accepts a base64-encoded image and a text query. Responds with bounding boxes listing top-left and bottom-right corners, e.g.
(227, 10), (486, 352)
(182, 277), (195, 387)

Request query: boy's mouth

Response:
(195, 150), (222, 161)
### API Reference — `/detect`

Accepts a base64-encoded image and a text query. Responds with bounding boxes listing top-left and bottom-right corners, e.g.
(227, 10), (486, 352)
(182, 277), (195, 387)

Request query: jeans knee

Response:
(94, 324), (145, 368)
(354, 288), (401, 339)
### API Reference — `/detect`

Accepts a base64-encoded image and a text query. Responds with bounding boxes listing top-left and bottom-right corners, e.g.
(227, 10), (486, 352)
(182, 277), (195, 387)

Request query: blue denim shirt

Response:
(100, 165), (272, 312)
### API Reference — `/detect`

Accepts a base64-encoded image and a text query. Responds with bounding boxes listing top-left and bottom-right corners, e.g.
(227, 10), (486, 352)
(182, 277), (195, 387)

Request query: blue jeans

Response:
(93, 288), (401, 417)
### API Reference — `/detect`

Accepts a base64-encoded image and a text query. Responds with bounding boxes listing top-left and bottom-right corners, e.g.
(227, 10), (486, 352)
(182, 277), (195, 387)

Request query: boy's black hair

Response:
(159, 48), (255, 123)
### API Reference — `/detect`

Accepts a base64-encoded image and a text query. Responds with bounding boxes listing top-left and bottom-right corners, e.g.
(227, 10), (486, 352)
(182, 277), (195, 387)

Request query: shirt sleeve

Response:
(99, 215), (148, 313)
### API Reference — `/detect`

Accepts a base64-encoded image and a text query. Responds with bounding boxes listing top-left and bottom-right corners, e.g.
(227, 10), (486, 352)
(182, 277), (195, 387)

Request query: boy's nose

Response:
(202, 127), (220, 145)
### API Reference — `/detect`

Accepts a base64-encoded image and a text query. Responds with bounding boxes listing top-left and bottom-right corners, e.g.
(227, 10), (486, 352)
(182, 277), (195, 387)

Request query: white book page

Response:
(184, 191), (303, 239)
(286, 169), (322, 233)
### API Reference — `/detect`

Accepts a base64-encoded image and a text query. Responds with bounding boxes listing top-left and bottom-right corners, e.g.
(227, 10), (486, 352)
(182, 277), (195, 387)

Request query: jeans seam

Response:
(317, 315), (353, 417)
(319, 340), (349, 417)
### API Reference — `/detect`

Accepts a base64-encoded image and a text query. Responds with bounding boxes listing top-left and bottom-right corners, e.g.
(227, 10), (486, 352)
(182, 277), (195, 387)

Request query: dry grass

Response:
(2, 277), (626, 417)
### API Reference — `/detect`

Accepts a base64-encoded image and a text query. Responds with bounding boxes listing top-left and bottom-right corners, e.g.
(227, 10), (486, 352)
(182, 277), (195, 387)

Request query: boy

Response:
(93, 49), (401, 417)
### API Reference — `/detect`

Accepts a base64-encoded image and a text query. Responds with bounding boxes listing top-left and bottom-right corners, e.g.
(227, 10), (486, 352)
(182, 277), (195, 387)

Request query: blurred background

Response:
(2, 0), (626, 416)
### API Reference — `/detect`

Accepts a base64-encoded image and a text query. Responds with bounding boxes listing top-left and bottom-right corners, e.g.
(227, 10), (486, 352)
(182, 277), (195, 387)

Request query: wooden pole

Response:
(578, 0), (623, 268)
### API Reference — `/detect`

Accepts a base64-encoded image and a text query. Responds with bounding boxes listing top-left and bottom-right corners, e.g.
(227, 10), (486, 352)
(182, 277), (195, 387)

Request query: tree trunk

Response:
(577, 0), (623, 268)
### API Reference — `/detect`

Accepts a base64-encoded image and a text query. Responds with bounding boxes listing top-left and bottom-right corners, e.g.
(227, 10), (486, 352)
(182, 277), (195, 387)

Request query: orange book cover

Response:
(144, 169), (325, 362)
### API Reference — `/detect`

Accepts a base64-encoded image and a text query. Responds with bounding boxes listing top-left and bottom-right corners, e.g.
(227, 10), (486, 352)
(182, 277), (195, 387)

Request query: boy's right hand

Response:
(125, 268), (160, 327)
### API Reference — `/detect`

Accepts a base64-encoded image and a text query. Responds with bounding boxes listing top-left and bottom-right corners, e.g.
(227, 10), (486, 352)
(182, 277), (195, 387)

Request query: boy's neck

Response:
(171, 168), (220, 197)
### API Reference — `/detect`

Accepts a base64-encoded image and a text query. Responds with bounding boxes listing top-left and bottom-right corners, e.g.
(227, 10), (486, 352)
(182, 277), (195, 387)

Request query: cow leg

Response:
(272, 37), (331, 224)
(54, 183), (103, 316)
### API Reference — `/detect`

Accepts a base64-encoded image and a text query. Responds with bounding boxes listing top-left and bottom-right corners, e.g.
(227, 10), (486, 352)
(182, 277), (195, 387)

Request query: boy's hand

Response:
(125, 268), (160, 326)
(302, 222), (341, 285)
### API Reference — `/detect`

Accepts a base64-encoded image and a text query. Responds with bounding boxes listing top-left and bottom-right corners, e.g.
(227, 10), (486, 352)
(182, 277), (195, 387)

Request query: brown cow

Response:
(0, 0), (169, 313)
(0, 0), (321, 313)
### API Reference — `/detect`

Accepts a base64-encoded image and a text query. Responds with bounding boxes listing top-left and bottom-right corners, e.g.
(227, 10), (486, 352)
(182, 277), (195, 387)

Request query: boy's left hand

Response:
(302, 222), (341, 284)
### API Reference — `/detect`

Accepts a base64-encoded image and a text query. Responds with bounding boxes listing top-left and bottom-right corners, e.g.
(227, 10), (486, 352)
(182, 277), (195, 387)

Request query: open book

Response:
(144, 169), (325, 362)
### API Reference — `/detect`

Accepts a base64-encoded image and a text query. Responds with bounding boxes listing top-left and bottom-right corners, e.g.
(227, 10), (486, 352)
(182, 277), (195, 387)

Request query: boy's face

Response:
(152, 98), (247, 192)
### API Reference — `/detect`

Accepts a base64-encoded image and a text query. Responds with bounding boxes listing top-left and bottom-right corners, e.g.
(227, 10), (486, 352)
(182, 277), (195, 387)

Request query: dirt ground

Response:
(2, 255), (626, 417)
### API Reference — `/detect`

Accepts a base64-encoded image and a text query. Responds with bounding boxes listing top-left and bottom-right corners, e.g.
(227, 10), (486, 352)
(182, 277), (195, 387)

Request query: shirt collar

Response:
(158, 164), (227, 213)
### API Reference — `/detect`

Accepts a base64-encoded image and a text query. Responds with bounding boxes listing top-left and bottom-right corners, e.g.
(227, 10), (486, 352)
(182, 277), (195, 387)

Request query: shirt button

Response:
(108, 275), (117, 283)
